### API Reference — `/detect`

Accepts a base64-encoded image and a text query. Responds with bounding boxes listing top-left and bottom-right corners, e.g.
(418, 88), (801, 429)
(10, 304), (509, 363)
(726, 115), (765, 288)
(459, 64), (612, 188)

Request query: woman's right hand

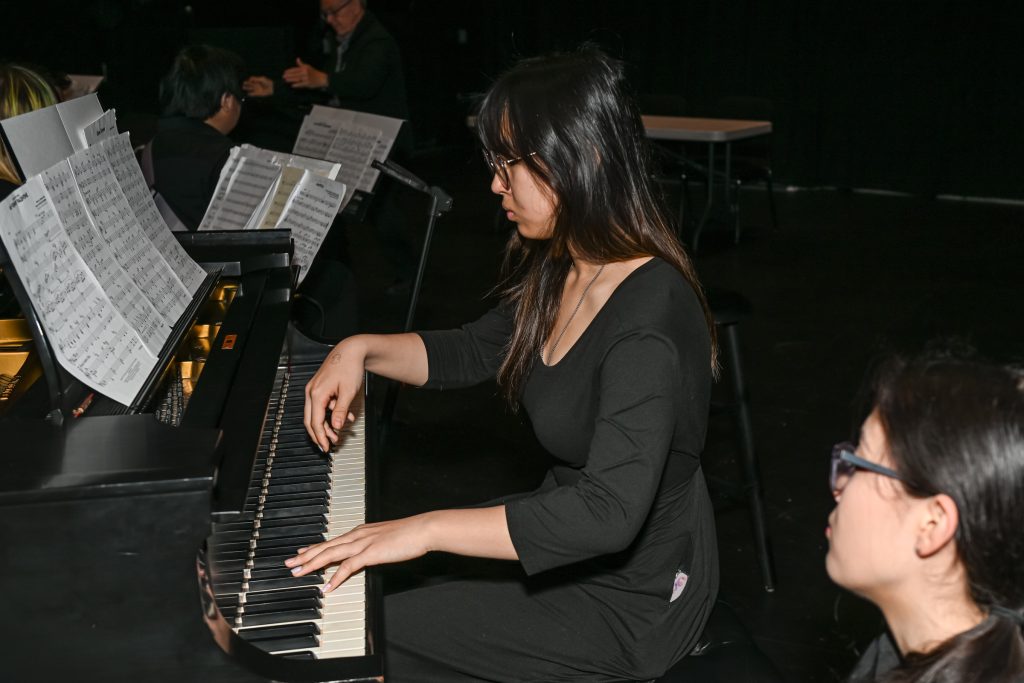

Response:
(305, 337), (367, 452)
(242, 76), (274, 98)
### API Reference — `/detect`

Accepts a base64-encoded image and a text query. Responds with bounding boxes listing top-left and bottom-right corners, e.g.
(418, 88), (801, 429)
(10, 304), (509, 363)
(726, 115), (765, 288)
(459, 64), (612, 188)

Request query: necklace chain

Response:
(543, 263), (606, 365)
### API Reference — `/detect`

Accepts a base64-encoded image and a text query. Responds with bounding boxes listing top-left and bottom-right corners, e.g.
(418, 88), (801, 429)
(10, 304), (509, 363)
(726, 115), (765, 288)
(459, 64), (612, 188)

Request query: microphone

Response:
(371, 159), (430, 194)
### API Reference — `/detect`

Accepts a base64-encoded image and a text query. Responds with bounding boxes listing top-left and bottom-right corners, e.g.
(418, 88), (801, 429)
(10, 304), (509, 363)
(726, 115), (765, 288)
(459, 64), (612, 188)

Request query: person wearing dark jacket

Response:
(242, 0), (408, 121)
(150, 45), (244, 231)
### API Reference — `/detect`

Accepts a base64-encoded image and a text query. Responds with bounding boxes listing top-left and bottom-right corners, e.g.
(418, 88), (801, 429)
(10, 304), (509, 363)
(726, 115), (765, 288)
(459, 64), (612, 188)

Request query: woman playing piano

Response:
(298, 47), (720, 681)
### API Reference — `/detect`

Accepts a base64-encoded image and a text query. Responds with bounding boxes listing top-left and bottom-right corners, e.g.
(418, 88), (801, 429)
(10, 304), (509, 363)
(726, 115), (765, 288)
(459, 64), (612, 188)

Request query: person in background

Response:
(242, 0), (408, 121)
(150, 45), (245, 231)
(0, 63), (60, 201)
(294, 47), (720, 682)
(244, 0), (414, 294)
(827, 348), (1024, 683)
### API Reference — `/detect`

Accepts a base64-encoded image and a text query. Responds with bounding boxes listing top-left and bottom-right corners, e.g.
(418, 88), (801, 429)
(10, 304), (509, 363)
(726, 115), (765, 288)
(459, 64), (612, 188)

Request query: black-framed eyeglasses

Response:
(830, 441), (909, 498)
(482, 149), (537, 188)
(320, 0), (355, 20)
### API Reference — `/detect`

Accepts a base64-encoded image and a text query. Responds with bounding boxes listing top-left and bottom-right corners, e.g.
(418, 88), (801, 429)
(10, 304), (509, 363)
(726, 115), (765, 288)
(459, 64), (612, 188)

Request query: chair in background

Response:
(713, 96), (779, 240)
(705, 286), (775, 592)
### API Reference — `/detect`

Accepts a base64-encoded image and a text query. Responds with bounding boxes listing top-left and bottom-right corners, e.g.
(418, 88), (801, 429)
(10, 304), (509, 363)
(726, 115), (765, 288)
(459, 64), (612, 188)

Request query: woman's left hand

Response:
(286, 514), (435, 593)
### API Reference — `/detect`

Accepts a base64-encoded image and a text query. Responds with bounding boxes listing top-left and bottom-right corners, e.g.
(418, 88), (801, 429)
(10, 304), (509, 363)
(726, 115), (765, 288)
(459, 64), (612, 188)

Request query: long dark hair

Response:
(475, 47), (716, 403)
(869, 348), (1024, 683)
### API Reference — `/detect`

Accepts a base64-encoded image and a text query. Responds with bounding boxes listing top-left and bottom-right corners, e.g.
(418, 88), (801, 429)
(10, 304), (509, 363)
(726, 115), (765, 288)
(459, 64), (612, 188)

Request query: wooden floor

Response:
(335, 147), (1024, 683)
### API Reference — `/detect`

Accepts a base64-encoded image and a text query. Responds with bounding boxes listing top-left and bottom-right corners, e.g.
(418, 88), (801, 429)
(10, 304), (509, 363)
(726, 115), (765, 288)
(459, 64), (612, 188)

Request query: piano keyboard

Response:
(208, 362), (368, 660)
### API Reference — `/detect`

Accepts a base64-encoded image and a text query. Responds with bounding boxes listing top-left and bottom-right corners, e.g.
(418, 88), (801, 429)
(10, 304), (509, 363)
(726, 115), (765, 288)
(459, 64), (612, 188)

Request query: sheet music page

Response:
(0, 105), (75, 178)
(241, 144), (341, 181)
(101, 133), (206, 293)
(40, 160), (169, 355)
(293, 115), (342, 160)
(326, 124), (382, 194)
(83, 109), (118, 147)
(197, 153), (281, 231)
(68, 146), (190, 323)
(258, 165), (306, 229)
(349, 111), (404, 188)
(0, 178), (156, 406)
(276, 171), (347, 285)
(56, 94), (105, 151)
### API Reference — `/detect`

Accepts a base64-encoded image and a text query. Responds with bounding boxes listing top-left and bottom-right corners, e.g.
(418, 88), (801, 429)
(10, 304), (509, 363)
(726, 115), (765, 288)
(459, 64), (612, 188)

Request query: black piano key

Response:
(258, 514), (326, 529)
(259, 504), (328, 520)
(253, 533), (324, 550)
(238, 622), (319, 641)
(257, 522), (326, 540)
(264, 481), (328, 495)
(247, 573), (323, 592)
(251, 552), (302, 569)
(242, 596), (320, 614)
(244, 586), (322, 604)
(261, 492), (329, 509)
(239, 607), (321, 628)
(281, 651), (317, 660)
(251, 633), (320, 651)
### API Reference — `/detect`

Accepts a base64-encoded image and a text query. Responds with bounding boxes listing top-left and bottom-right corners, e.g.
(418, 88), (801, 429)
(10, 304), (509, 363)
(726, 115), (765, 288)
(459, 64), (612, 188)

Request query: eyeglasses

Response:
(830, 441), (909, 498)
(320, 0), (354, 20)
(482, 149), (537, 188)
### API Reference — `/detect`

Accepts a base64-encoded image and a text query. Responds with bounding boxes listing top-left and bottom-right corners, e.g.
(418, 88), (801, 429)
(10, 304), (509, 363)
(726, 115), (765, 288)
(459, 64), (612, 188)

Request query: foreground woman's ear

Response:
(914, 493), (960, 558)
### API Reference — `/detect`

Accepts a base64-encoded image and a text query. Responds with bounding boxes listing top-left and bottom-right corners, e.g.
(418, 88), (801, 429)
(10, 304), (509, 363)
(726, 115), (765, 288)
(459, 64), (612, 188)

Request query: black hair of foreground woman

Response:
(829, 347), (1024, 683)
(297, 46), (720, 681)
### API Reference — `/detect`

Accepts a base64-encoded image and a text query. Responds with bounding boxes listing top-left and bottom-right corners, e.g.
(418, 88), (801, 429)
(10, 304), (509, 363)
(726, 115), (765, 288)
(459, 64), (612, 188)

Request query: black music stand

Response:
(371, 159), (453, 441)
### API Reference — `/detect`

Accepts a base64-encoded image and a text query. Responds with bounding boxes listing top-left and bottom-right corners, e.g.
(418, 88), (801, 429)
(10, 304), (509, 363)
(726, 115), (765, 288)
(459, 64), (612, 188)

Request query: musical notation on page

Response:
(83, 109), (118, 147)
(40, 160), (170, 356)
(198, 154), (282, 232)
(293, 118), (341, 160)
(68, 146), (191, 324)
(276, 172), (347, 285)
(325, 123), (381, 199)
(0, 178), (157, 406)
(101, 133), (207, 293)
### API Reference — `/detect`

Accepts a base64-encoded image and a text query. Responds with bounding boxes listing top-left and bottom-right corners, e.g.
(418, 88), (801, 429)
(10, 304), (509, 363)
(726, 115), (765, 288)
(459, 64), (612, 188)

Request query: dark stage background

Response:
(3, 0), (1022, 200)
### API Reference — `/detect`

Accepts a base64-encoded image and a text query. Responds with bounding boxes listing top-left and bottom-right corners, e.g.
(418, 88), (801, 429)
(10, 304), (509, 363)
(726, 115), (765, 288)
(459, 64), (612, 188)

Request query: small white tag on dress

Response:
(670, 570), (689, 602)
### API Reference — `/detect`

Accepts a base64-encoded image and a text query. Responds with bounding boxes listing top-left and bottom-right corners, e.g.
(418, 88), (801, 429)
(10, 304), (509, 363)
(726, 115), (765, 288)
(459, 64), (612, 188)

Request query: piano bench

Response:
(635, 601), (784, 683)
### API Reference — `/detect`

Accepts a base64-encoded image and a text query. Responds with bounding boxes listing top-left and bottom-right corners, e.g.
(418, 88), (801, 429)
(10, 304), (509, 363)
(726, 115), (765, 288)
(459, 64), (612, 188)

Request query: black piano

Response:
(0, 230), (383, 682)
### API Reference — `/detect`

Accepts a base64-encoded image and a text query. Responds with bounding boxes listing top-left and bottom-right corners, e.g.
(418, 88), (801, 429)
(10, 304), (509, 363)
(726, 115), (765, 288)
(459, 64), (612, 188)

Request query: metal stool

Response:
(706, 287), (775, 592)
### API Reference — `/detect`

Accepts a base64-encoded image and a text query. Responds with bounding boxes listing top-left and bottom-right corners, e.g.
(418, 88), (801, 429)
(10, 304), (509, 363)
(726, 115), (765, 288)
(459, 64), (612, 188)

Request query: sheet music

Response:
(343, 110), (404, 188)
(325, 124), (382, 195)
(68, 146), (190, 323)
(56, 94), (105, 151)
(101, 133), (206, 293)
(0, 105), (75, 178)
(197, 153), (281, 231)
(40, 160), (169, 355)
(293, 116), (341, 160)
(83, 109), (118, 147)
(276, 172), (346, 285)
(0, 178), (156, 406)
(258, 165), (306, 229)
(240, 144), (341, 181)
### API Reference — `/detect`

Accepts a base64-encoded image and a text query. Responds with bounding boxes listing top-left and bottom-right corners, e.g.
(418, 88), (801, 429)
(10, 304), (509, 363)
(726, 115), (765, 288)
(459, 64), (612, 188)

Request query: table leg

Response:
(692, 141), (715, 253)
(725, 141), (739, 243)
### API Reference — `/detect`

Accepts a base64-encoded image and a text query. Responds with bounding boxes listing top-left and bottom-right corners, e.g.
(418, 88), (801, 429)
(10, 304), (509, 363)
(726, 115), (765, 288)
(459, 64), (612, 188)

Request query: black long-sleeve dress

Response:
(385, 257), (719, 682)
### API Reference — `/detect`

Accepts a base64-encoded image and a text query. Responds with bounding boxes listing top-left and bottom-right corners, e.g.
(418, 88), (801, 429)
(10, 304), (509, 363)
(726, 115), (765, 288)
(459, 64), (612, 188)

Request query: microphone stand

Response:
(370, 158), (453, 438)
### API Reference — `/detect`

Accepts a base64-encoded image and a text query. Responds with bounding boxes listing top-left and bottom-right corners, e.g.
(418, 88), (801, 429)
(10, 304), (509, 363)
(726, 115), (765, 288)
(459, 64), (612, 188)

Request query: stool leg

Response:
(723, 324), (776, 592)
